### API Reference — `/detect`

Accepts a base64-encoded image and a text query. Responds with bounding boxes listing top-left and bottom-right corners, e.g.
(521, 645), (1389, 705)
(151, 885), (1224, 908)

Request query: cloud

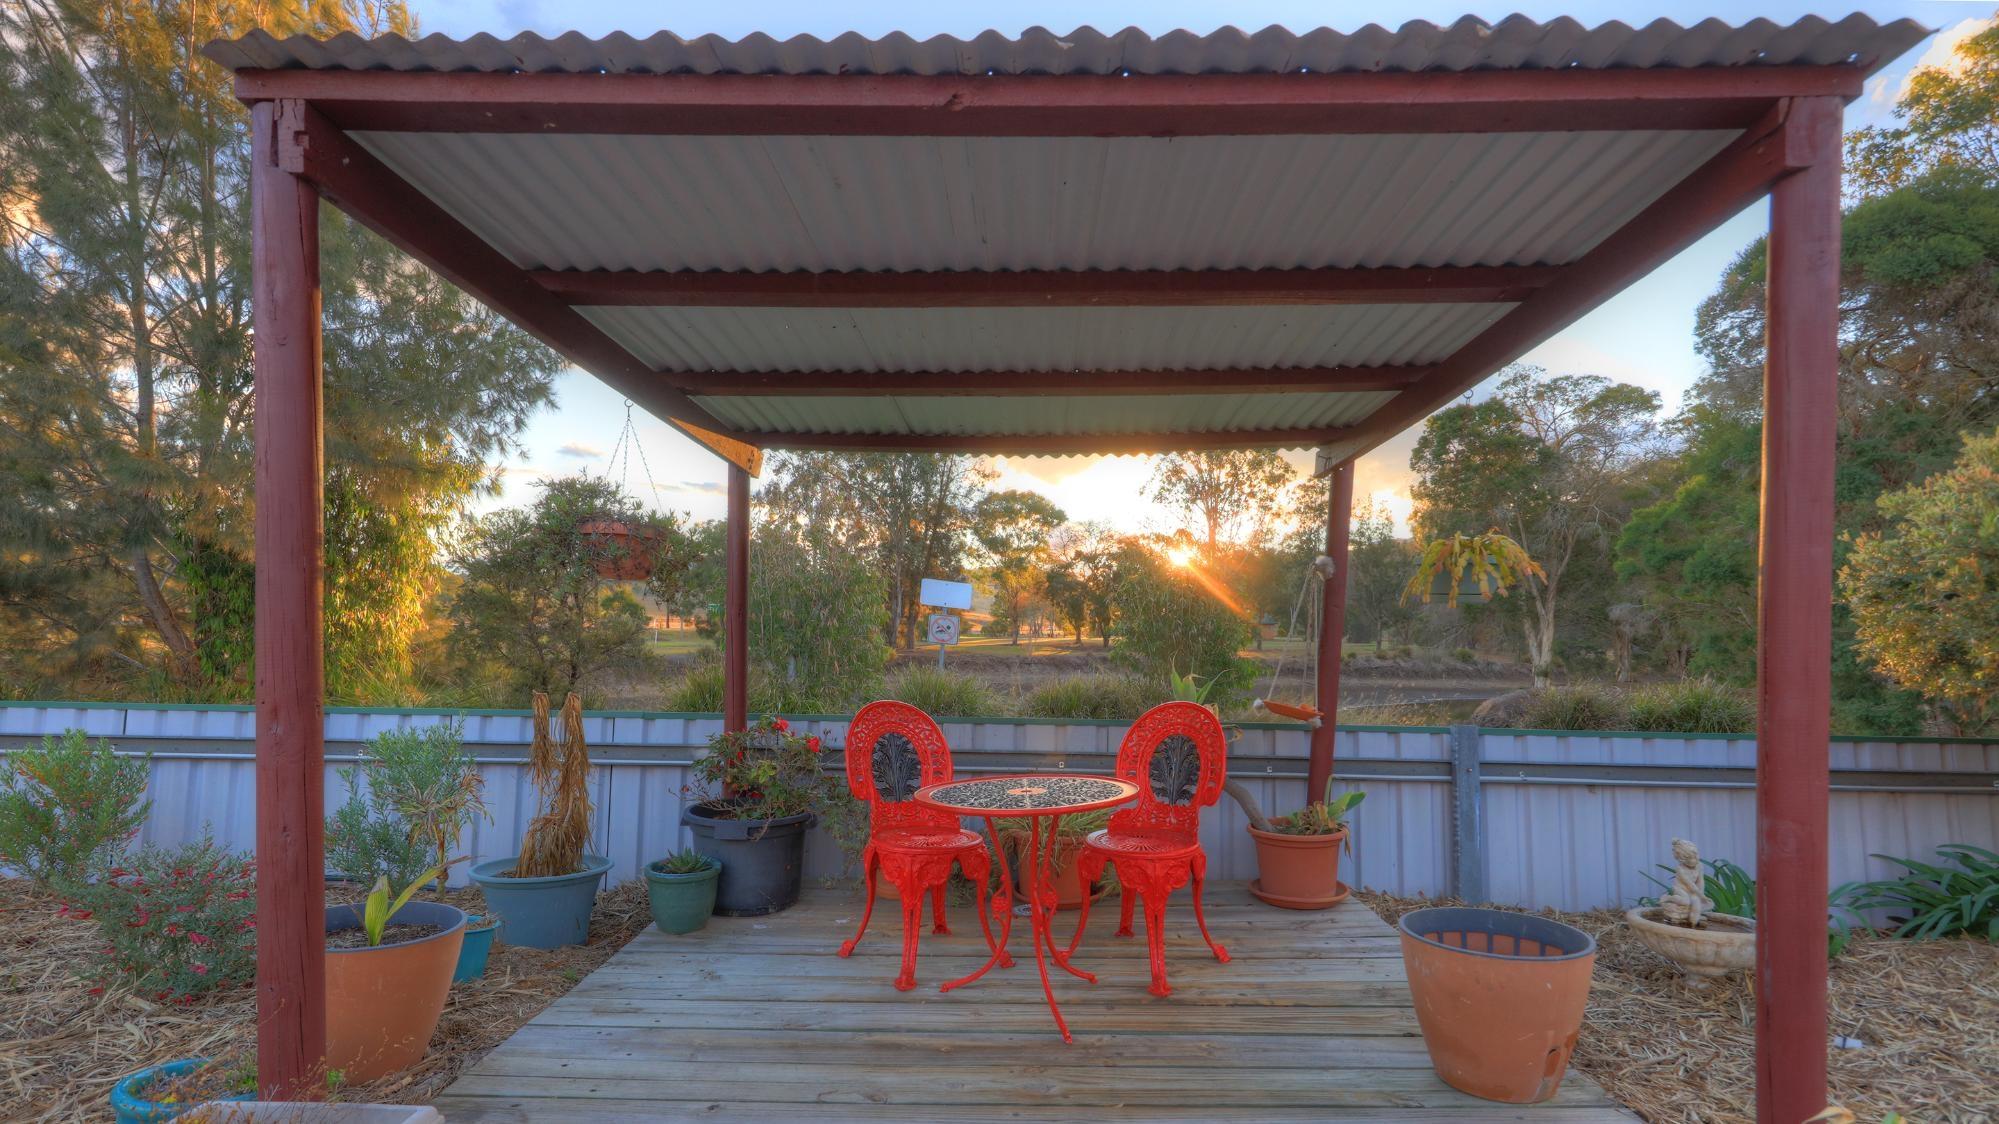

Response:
(655, 480), (726, 497)
(1896, 17), (1994, 102)
(557, 442), (603, 458)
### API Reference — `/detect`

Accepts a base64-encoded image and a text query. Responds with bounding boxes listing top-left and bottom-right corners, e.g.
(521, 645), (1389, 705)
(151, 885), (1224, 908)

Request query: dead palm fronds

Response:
(514, 692), (594, 877)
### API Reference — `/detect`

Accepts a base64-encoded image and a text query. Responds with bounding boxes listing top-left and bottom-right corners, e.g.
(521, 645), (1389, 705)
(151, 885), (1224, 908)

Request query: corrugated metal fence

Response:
(3, 703), (1994, 913)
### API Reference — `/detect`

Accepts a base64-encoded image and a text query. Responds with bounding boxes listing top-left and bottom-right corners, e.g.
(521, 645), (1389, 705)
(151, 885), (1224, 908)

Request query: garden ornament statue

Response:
(1660, 838), (1712, 927)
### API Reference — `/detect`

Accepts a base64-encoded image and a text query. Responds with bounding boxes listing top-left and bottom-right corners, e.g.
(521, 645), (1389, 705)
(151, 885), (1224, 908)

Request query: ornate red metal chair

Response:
(1065, 700), (1231, 996)
(837, 700), (1004, 990)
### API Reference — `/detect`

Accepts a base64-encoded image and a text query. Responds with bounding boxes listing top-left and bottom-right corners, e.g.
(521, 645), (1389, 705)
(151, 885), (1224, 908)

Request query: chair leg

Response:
(1116, 879), (1137, 938)
(1191, 854), (1230, 964)
(838, 849), (878, 958)
(894, 882), (925, 991)
(931, 882), (951, 935)
(1065, 849), (1108, 957)
(1139, 888), (1171, 997)
(959, 847), (1006, 963)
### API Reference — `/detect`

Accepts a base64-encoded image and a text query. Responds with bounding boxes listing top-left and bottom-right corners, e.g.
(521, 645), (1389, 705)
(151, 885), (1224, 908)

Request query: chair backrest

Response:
(1108, 701), (1228, 841)
(845, 701), (960, 833)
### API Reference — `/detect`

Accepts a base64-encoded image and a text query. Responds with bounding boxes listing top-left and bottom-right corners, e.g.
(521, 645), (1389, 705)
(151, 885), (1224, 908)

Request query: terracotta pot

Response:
(1001, 832), (1102, 911)
(1623, 907), (1756, 987)
(577, 519), (664, 580)
(1246, 820), (1350, 909)
(324, 900), (466, 1084)
(1398, 906), (1596, 1104)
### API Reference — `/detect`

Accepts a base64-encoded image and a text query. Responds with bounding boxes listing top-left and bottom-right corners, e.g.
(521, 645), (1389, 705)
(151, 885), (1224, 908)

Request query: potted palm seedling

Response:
(325, 860), (468, 1083)
(470, 692), (610, 948)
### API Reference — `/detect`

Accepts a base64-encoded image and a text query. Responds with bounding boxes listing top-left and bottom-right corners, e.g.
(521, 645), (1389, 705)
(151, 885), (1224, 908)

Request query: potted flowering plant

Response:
(682, 716), (826, 916)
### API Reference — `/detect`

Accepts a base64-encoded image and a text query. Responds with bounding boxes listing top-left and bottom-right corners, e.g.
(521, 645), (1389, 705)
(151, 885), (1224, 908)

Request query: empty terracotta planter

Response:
(325, 900), (466, 1084)
(1398, 906), (1596, 1104)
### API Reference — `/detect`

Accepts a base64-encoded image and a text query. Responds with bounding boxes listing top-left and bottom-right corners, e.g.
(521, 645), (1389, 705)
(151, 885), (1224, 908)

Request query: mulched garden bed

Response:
(1357, 890), (1999, 1124)
(1, 877), (651, 1121)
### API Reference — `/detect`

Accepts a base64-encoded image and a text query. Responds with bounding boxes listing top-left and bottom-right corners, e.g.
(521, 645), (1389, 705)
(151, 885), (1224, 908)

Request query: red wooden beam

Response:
(755, 426), (1353, 454)
(1755, 94), (1841, 1124)
(1312, 100), (1829, 470)
(677, 366), (1427, 398)
(250, 100), (328, 1101)
(270, 103), (733, 436)
(723, 464), (750, 734)
(1307, 458), (1355, 801)
(232, 66), (1865, 136)
(532, 266), (1557, 308)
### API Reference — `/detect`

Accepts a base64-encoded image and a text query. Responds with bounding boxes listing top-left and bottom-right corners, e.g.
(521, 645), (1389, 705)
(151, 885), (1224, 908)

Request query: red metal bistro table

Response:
(913, 773), (1141, 1042)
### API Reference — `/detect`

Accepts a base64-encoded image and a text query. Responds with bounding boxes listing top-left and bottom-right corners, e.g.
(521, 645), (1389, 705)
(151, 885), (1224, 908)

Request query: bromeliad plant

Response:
(1402, 529), (1544, 608)
(692, 715), (828, 822)
(1838, 844), (1999, 941)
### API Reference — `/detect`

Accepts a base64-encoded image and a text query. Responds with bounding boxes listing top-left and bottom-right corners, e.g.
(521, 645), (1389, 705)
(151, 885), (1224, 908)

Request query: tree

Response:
(973, 490), (1066, 644)
(1148, 451), (1296, 547)
(0, 0), (559, 699)
(447, 478), (692, 698)
(1345, 498), (1417, 653)
(1847, 18), (1999, 197)
(1044, 523), (1120, 644)
(1108, 538), (1257, 703)
(1840, 427), (1999, 734)
(1411, 366), (1662, 685)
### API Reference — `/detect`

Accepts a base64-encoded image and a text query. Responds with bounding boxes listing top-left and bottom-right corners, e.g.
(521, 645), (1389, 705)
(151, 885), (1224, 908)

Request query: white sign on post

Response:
(919, 578), (974, 611)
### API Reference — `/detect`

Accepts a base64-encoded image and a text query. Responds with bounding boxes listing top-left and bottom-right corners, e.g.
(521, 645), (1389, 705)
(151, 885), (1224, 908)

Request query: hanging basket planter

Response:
(578, 520), (665, 580)
(1425, 565), (1494, 605)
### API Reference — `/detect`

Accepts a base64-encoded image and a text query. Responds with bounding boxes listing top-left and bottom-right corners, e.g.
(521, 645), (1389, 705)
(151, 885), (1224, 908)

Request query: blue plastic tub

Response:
(453, 914), (500, 981)
(110, 1058), (253, 1123)
(469, 854), (611, 949)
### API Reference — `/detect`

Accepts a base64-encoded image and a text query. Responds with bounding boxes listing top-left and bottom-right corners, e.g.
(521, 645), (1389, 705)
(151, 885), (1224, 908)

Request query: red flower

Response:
(190, 963), (209, 976)
(188, 933), (213, 947)
(806, 736), (822, 754)
(772, 718), (790, 733)
(88, 986), (104, 996)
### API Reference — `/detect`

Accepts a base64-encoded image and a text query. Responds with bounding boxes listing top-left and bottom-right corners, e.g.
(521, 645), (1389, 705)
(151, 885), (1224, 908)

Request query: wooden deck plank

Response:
(437, 883), (1635, 1121)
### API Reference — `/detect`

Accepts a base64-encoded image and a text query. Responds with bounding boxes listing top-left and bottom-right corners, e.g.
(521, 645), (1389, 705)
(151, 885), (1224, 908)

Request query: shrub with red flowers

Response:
(66, 838), (256, 1000)
(689, 716), (830, 822)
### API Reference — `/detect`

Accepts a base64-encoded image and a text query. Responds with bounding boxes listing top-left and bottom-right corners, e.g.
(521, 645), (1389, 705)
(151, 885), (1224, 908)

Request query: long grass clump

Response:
(1521, 683), (1631, 731)
(1624, 677), (1754, 734)
(882, 666), (998, 718)
(515, 692), (593, 877)
(1021, 675), (1161, 720)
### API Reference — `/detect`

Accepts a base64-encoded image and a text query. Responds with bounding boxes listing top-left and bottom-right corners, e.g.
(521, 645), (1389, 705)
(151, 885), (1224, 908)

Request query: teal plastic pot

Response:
(469, 853), (611, 949)
(110, 1058), (252, 1123)
(645, 856), (722, 934)
(453, 914), (500, 981)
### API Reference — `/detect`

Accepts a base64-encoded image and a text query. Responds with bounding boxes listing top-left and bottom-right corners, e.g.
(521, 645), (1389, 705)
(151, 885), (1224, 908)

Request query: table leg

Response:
(938, 818), (1015, 993)
(1020, 814), (1075, 1043)
(1039, 814), (1097, 985)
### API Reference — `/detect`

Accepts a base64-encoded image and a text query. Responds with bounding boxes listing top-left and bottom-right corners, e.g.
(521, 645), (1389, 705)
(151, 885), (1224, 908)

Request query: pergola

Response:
(207, 15), (1925, 1120)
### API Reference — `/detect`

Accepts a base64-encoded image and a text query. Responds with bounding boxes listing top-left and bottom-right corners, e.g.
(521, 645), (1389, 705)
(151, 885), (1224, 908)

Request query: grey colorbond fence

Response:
(3, 702), (1994, 912)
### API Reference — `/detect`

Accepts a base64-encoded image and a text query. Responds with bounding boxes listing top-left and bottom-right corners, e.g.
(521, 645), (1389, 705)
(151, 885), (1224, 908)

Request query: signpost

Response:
(919, 578), (973, 670)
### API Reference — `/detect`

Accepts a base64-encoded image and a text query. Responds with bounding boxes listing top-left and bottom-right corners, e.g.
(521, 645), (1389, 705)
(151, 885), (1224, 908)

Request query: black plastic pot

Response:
(682, 801), (814, 916)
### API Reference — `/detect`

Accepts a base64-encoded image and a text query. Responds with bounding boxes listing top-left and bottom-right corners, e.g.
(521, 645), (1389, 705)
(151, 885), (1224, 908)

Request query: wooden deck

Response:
(436, 883), (1635, 1122)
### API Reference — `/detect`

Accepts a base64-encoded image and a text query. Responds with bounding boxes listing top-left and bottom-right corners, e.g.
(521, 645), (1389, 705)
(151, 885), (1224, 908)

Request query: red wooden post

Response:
(251, 99), (327, 1100)
(1307, 458), (1355, 801)
(1756, 94), (1841, 1124)
(724, 463), (750, 733)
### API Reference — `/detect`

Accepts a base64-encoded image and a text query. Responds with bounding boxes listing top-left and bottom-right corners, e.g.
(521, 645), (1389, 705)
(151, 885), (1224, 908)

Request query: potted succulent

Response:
(325, 862), (468, 1084)
(109, 1056), (254, 1123)
(1246, 780), (1366, 909)
(470, 692), (612, 948)
(1624, 838), (1756, 986)
(1402, 529), (1542, 608)
(682, 715), (826, 916)
(645, 848), (723, 934)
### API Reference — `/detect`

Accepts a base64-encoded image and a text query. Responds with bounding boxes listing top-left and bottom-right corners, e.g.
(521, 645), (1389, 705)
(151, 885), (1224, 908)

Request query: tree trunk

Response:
(129, 546), (196, 677)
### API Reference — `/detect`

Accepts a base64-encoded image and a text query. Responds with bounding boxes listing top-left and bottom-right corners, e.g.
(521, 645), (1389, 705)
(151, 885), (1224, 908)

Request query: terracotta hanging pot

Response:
(1398, 907), (1597, 1104)
(1246, 820), (1351, 909)
(578, 519), (664, 580)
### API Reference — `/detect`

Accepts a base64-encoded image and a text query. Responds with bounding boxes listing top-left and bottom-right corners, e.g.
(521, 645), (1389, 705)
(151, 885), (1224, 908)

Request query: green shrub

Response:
(67, 838), (256, 1000)
(1838, 845), (1999, 941)
(0, 730), (150, 888)
(1521, 684), (1630, 731)
(883, 666), (999, 718)
(1625, 678), (1755, 734)
(345, 722), (487, 892)
(1022, 675), (1161, 720)
(1451, 647), (1476, 663)
(325, 770), (431, 889)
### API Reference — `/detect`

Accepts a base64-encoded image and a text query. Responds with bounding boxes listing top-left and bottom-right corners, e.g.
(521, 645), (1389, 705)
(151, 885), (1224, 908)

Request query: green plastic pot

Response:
(645, 855), (722, 934)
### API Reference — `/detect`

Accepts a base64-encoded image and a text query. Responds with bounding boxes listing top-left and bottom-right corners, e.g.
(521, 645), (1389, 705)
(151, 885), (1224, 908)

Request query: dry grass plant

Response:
(513, 692), (593, 878)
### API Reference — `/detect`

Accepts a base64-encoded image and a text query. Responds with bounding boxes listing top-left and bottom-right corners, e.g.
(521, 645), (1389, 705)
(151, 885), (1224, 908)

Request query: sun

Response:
(1166, 545), (1197, 568)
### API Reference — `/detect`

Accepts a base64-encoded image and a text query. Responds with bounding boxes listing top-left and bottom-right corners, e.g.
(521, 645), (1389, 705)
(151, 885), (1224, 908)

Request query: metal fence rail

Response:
(3, 704), (1994, 911)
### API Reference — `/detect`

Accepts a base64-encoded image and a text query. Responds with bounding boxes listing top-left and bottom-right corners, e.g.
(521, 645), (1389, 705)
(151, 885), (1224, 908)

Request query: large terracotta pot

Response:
(1398, 906), (1597, 1104)
(1246, 820), (1350, 909)
(324, 900), (466, 1084)
(1001, 832), (1103, 910)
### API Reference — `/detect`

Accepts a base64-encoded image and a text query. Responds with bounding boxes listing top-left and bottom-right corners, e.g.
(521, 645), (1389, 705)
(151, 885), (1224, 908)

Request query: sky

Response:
(421, 1), (1989, 538)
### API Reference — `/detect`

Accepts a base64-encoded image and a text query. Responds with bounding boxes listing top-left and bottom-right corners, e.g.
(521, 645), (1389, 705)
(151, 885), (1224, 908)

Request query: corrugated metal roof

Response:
(354, 129), (1735, 273)
(579, 305), (1507, 374)
(692, 390), (1397, 436)
(204, 16), (1926, 77)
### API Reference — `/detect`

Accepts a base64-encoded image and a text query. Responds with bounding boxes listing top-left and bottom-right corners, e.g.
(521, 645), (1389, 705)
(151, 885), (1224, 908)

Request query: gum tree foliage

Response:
(448, 477), (694, 698)
(1043, 522), (1121, 645)
(1412, 365), (1662, 686)
(1148, 450), (1296, 548)
(0, 0), (558, 699)
(749, 481), (893, 710)
(1345, 498), (1419, 653)
(1840, 427), (1999, 734)
(1108, 538), (1257, 704)
(1846, 18), (1999, 197)
(973, 489), (1067, 643)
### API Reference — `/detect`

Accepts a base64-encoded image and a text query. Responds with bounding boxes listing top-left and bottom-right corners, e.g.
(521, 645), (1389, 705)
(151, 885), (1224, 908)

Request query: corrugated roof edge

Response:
(201, 15), (1931, 79)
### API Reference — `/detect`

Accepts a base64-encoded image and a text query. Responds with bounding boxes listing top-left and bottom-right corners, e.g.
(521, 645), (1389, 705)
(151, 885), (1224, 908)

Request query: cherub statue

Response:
(1660, 837), (1713, 928)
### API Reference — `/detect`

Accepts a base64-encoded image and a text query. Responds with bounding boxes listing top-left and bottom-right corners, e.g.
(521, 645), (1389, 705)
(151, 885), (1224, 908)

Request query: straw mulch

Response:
(1357, 890), (1999, 1124)
(0, 877), (651, 1121)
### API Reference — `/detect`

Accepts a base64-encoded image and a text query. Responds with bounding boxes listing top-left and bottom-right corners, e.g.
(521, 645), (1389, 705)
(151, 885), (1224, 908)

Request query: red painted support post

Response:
(724, 463), (750, 733)
(1756, 95), (1841, 1124)
(250, 99), (327, 1100)
(1307, 458), (1355, 801)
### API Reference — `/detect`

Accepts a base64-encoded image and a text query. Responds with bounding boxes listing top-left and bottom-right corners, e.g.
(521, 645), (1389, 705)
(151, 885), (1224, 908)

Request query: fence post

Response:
(1448, 724), (1485, 903)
